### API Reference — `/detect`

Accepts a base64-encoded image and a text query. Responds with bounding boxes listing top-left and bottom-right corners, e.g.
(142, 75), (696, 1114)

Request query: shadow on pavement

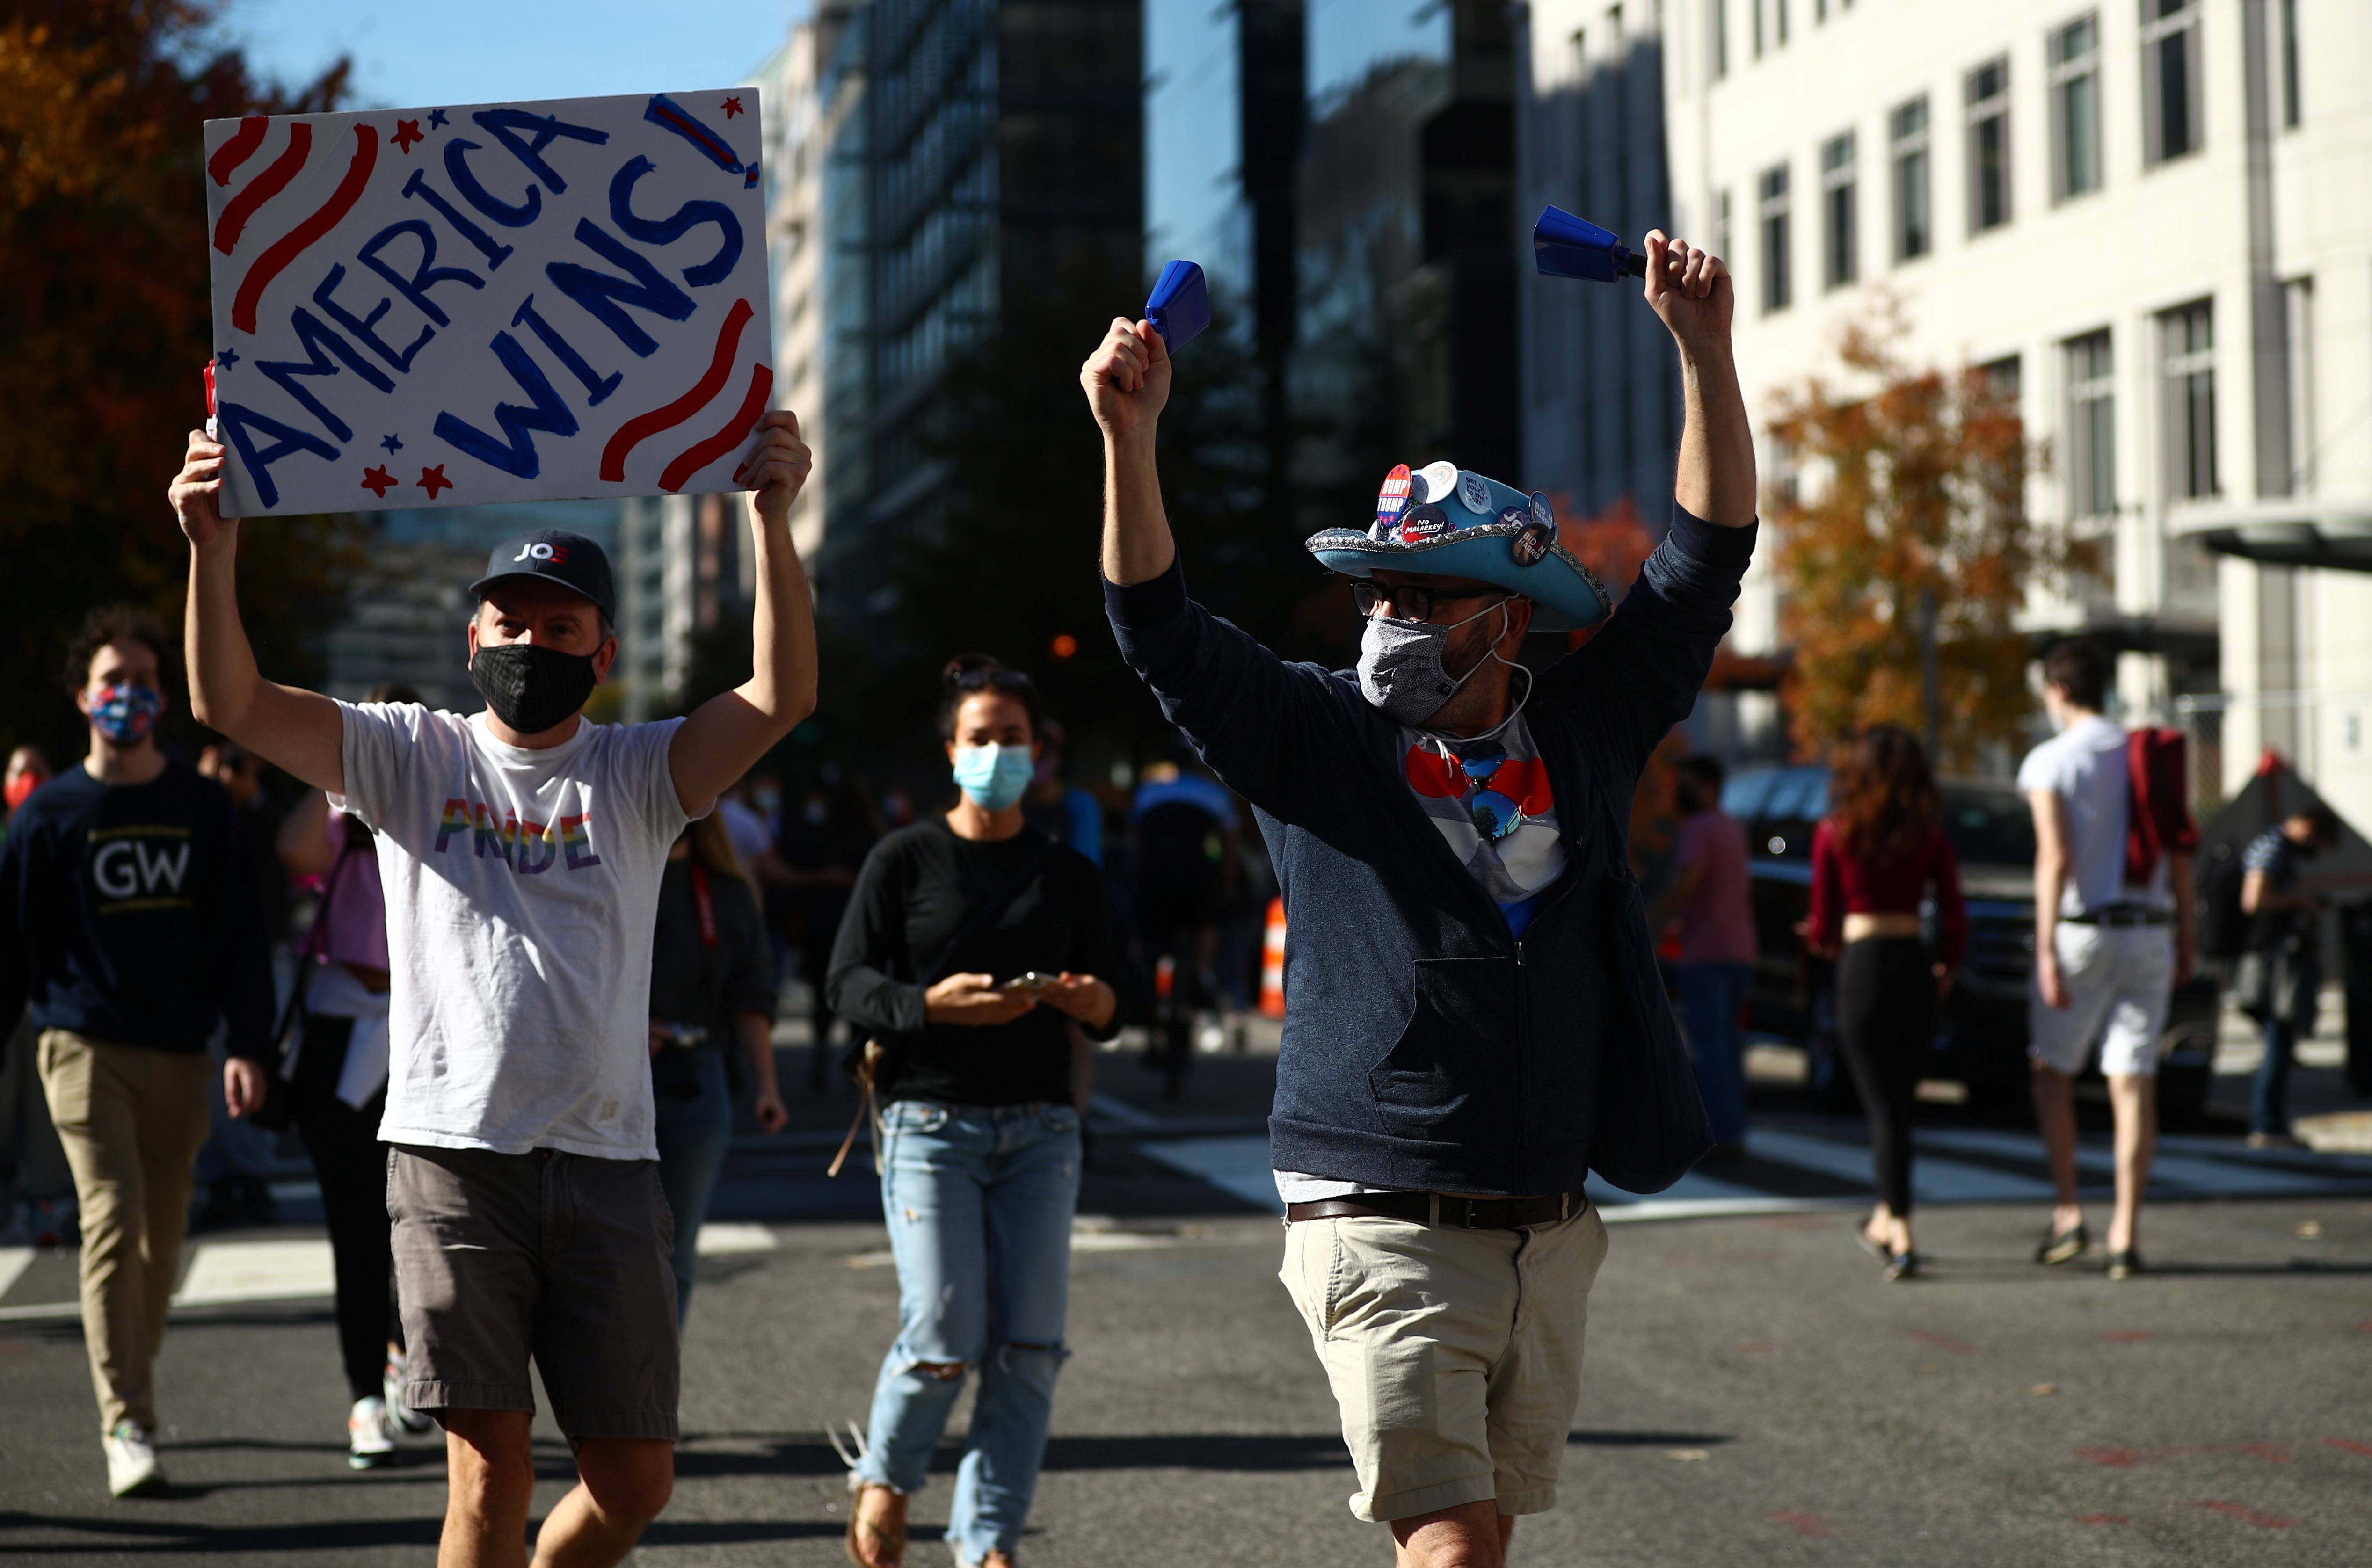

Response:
(0, 1511), (443, 1553)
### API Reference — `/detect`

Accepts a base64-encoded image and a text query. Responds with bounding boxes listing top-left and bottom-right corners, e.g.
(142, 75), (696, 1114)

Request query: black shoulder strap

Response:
(916, 835), (1059, 986)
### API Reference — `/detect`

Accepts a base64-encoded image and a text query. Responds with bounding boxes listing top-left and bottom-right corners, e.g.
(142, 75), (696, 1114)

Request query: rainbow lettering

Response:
(432, 797), (602, 876)
(433, 798), (472, 853)
(560, 811), (600, 870)
(516, 817), (556, 876)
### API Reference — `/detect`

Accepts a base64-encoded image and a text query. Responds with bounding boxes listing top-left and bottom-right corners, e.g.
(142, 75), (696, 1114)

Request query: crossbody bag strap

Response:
(827, 834), (1061, 1178)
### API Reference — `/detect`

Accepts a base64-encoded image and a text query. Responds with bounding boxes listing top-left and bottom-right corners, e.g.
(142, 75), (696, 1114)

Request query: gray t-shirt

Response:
(331, 703), (692, 1158)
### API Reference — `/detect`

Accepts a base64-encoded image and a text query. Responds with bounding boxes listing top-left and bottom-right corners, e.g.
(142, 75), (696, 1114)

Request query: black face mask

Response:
(470, 641), (598, 735)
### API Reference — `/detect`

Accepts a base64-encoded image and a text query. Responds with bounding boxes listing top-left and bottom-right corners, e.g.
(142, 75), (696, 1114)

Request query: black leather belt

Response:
(2065, 906), (2172, 927)
(1285, 1190), (1590, 1229)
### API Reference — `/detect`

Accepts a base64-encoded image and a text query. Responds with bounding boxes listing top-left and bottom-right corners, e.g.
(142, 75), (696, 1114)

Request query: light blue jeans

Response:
(652, 1048), (733, 1324)
(857, 1099), (1081, 1564)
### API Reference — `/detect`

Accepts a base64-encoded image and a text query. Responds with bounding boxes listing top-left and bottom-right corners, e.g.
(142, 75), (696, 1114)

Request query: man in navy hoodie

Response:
(1083, 231), (1756, 1567)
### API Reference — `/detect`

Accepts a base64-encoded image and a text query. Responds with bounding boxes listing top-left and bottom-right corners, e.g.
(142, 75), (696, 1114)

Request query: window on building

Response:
(2064, 331), (2115, 517)
(2285, 277), (2314, 493)
(1776, 0), (1789, 46)
(2141, 0), (2203, 167)
(1712, 0), (1728, 79)
(1821, 131), (1856, 289)
(2280, 0), (2301, 128)
(1752, 0), (1764, 58)
(2160, 302), (2216, 500)
(1759, 162), (1791, 313)
(2049, 14), (2103, 202)
(1717, 187), (1733, 260)
(1891, 95), (1931, 261)
(1966, 58), (2011, 233)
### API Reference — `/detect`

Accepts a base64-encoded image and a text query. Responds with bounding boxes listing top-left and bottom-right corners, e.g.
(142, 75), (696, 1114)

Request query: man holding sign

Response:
(169, 405), (815, 1565)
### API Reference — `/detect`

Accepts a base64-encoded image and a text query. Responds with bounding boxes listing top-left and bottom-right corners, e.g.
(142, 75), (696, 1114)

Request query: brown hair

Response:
(2041, 636), (2112, 712)
(684, 808), (758, 896)
(1829, 725), (1940, 868)
(63, 604), (172, 696)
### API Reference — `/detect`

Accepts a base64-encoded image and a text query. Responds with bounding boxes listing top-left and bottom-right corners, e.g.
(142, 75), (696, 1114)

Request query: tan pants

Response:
(37, 1031), (212, 1435)
(1281, 1207), (1609, 1523)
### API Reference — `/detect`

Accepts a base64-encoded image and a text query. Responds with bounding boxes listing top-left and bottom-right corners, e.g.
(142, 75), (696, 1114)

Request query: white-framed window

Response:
(1890, 95), (1931, 262)
(2280, 0), (2301, 129)
(2141, 0), (2203, 167)
(1711, 0), (1728, 80)
(1966, 57), (2011, 233)
(2049, 13), (2103, 202)
(1717, 187), (1733, 260)
(2063, 330), (2115, 518)
(2160, 301), (2216, 500)
(1759, 162), (1791, 313)
(1821, 131), (1857, 289)
(2285, 277), (2314, 493)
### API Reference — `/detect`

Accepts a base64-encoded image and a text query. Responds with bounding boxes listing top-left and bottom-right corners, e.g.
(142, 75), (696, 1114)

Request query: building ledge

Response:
(2166, 498), (2372, 572)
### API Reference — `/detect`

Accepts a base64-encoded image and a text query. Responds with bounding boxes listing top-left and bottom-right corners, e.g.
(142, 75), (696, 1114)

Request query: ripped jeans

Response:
(858, 1098), (1081, 1562)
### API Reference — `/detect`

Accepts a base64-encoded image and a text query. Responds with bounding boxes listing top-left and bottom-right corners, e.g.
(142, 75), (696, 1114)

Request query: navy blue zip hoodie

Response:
(1106, 506), (1756, 1196)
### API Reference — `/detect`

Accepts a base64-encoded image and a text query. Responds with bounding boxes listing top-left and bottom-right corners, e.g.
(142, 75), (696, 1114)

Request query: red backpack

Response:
(2125, 727), (2199, 886)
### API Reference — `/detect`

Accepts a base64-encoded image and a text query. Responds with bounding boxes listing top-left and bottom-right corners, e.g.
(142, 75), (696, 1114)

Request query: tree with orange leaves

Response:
(1766, 301), (2094, 772)
(0, 1), (355, 757)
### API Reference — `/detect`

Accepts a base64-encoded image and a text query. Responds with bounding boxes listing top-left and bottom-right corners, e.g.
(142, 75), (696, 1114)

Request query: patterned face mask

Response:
(87, 682), (164, 745)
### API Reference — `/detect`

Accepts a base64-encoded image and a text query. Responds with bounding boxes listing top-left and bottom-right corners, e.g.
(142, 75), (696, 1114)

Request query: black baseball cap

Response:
(468, 530), (616, 621)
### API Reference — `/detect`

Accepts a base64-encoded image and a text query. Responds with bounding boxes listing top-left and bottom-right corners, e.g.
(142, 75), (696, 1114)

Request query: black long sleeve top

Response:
(826, 818), (1119, 1106)
(0, 761), (276, 1060)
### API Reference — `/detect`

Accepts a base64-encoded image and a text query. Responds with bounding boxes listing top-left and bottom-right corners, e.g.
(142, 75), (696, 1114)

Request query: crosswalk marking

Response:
(1135, 1122), (2372, 1221)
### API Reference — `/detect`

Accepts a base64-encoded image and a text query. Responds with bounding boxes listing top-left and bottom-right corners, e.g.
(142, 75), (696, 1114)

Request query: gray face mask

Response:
(1356, 599), (1508, 726)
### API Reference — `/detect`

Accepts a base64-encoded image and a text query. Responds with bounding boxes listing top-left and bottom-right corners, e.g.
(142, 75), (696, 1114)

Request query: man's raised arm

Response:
(667, 410), (820, 818)
(171, 430), (348, 794)
(1083, 317), (1176, 585)
(1641, 230), (1756, 528)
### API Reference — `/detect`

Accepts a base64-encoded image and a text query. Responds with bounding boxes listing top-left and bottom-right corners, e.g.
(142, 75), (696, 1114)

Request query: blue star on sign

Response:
(427, 108), (450, 129)
(380, 434), (403, 454)
(214, 349), (239, 370)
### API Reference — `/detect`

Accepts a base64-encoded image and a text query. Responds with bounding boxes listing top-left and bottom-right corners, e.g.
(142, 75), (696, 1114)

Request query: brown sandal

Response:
(845, 1481), (906, 1568)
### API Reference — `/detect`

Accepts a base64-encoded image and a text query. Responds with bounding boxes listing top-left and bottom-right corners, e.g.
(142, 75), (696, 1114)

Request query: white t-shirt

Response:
(2015, 713), (2169, 915)
(331, 703), (693, 1158)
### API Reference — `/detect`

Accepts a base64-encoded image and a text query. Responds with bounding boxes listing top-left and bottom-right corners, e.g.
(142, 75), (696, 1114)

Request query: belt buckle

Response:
(1460, 1198), (1482, 1230)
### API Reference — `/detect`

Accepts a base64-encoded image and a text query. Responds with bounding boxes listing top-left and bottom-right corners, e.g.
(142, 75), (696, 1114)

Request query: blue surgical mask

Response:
(953, 743), (1034, 811)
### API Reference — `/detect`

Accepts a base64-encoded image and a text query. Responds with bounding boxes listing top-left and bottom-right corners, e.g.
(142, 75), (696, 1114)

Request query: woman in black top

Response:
(829, 656), (1119, 1568)
(649, 808), (786, 1325)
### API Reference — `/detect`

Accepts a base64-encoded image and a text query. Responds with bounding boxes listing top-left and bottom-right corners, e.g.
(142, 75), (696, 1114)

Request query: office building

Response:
(1659, 0), (2372, 814)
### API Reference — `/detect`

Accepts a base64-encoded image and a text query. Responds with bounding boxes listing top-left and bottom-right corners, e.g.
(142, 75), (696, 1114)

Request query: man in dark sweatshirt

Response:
(1082, 232), (1756, 1567)
(0, 606), (273, 1497)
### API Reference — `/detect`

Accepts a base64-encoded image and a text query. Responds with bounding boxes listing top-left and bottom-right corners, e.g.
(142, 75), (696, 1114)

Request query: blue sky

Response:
(215, 0), (809, 107)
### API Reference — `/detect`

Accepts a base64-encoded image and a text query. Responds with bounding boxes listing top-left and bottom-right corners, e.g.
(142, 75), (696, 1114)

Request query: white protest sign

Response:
(201, 90), (775, 517)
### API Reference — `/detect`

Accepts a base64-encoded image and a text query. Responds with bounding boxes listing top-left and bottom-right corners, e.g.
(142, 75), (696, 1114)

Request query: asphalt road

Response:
(3, 1042), (2370, 1567)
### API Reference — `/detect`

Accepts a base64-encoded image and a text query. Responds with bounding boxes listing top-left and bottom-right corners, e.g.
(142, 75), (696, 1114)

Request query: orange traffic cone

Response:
(1259, 897), (1287, 1018)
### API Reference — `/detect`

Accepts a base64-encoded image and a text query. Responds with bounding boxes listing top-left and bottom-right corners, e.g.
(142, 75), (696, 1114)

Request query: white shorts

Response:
(2028, 922), (2174, 1078)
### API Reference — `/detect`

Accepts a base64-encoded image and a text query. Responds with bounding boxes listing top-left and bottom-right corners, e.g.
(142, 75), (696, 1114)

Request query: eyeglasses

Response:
(1351, 581), (1508, 623)
(951, 668), (1033, 692)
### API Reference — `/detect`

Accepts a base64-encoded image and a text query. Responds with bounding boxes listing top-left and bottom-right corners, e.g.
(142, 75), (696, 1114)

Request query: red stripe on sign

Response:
(208, 116), (270, 186)
(213, 122), (313, 255)
(232, 123), (378, 334)
(2191, 1500), (2292, 1529)
(599, 298), (753, 481)
(2325, 1437), (2372, 1457)
(662, 362), (771, 493)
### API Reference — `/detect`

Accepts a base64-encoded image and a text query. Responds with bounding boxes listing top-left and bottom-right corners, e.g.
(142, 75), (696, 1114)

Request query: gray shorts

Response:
(387, 1144), (680, 1442)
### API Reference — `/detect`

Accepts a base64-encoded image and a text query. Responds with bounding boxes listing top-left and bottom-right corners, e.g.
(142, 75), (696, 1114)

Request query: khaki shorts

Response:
(1280, 1207), (1608, 1523)
(387, 1144), (680, 1442)
(2028, 922), (2174, 1078)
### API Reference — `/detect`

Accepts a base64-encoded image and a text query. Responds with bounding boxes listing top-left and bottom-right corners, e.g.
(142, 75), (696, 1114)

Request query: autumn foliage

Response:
(1766, 303), (2094, 772)
(0, 0), (356, 757)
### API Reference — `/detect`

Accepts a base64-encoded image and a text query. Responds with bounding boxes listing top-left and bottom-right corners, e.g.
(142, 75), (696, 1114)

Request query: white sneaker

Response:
(348, 1396), (396, 1470)
(105, 1421), (166, 1496)
(383, 1354), (433, 1433)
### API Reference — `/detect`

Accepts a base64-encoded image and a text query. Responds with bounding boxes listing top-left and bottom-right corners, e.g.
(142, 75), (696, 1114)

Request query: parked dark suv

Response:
(1719, 765), (2217, 1120)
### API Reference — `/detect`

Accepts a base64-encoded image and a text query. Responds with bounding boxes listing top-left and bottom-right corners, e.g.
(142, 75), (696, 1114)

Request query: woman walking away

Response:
(649, 810), (788, 1323)
(273, 682), (428, 1468)
(1805, 726), (1965, 1281)
(827, 655), (1121, 1568)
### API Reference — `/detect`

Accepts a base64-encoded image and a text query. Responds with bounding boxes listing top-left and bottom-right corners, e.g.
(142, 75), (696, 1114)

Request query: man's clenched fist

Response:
(1081, 317), (1171, 445)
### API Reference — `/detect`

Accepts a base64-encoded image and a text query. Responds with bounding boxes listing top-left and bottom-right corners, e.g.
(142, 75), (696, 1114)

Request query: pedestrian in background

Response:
(828, 655), (1119, 1568)
(194, 740), (289, 1229)
(1, 743), (69, 1246)
(780, 773), (878, 1090)
(1021, 720), (1104, 866)
(1649, 754), (1758, 1160)
(273, 682), (428, 1468)
(2238, 804), (2339, 1147)
(1804, 726), (1965, 1280)
(0, 606), (274, 1496)
(648, 806), (786, 1324)
(3, 745), (51, 840)
(2021, 638), (2194, 1281)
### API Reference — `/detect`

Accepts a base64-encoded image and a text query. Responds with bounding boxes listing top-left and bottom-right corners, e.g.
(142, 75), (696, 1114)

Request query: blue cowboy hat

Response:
(1305, 461), (1613, 633)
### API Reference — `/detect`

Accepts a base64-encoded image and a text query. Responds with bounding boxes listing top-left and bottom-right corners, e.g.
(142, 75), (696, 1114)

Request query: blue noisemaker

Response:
(1145, 260), (1210, 353)
(1533, 205), (1649, 282)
